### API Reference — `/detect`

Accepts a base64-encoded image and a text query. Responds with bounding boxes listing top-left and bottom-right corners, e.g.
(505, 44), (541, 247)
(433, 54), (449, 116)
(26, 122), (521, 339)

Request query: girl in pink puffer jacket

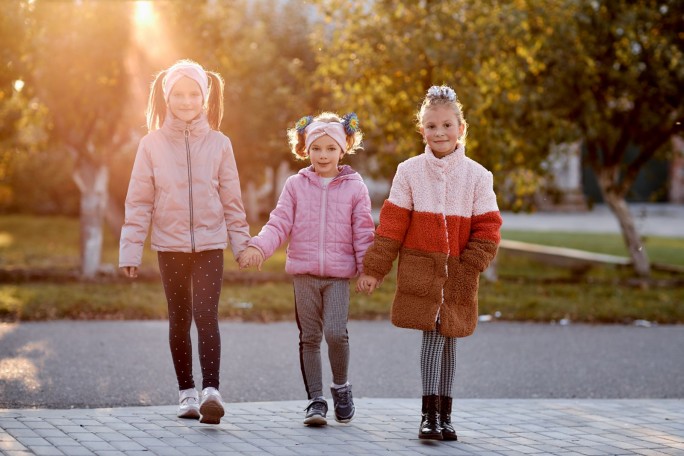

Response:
(240, 112), (375, 427)
(119, 60), (251, 425)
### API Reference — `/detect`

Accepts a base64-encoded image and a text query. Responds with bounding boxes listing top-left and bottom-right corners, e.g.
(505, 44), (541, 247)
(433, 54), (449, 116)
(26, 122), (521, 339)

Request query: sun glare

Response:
(127, 0), (177, 116)
(134, 1), (154, 26)
(131, 0), (174, 63)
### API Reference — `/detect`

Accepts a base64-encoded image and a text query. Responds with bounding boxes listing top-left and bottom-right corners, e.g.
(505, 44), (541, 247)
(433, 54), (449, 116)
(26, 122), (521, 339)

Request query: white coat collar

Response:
(424, 143), (466, 169)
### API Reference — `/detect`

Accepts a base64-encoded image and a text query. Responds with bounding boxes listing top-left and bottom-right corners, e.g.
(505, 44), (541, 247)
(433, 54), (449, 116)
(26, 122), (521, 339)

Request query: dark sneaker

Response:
(304, 398), (328, 426)
(330, 383), (355, 423)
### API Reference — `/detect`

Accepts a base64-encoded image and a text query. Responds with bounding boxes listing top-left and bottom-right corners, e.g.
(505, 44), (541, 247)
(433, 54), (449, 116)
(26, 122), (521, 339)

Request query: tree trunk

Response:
(105, 192), (124, 241)
(73, 160), (108, 279)
(596, 170), (651, 277)
(245, 180), (259, 225)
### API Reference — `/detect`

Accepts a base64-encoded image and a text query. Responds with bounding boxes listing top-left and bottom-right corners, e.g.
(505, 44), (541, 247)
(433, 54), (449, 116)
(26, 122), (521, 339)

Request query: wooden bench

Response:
(499, 239), (632, 268)
(483, 239), (632, 280)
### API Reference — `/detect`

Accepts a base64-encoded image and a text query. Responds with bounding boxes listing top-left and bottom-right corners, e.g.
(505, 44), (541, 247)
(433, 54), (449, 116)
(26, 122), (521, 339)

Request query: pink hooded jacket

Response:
(249, 165), (375, 278)
(119, 113), (251, 267)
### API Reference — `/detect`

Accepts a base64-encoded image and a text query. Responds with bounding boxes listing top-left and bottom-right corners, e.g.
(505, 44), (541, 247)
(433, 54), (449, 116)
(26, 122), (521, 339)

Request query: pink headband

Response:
(304, 121), (347, 153)
(162, 61), (209, 102)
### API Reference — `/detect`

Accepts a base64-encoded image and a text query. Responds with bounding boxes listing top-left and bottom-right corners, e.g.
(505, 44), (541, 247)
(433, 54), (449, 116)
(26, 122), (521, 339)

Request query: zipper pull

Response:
(184, 127), (189, 139)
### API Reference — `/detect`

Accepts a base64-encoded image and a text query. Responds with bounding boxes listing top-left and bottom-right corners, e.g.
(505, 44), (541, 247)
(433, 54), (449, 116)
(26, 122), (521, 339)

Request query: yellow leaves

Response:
(514, 0), (527, 10)
(507, 91), (521, 103)
(96, 75), (117, 87)
(514, 152), (525, 165)
(0, 231), (13, 248)
(394, 3), (405, 19)
(0, 186), (13, 207)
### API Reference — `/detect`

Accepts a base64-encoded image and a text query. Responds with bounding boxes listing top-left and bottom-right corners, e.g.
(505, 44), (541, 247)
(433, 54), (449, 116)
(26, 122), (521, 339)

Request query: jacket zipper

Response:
(318, 182), (330, 276)
(184, 127), (195, 252)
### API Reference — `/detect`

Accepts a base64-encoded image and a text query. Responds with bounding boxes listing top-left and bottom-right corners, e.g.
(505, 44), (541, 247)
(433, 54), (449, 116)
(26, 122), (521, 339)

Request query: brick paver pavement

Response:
(1, 399), (683, 455)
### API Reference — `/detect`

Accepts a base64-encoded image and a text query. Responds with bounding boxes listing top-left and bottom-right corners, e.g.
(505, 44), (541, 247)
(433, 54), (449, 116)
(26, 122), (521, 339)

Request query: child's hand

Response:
(120, 266), (138, 279)
(239, 247), (264, 271)
(356, 273), (379, 295)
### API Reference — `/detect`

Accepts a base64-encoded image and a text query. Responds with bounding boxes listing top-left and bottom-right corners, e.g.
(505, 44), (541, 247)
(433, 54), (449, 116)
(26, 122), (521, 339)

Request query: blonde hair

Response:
(416, 85), (468, 146)
(146, 60), (225, 131)
(287, 112), (363, 160)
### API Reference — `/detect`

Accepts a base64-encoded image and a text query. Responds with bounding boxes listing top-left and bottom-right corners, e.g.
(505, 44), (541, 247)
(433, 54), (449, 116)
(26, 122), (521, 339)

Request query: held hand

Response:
(356, 274), (379, 295)
(239, 247), (264, 271)
(120, 266), (138, 279)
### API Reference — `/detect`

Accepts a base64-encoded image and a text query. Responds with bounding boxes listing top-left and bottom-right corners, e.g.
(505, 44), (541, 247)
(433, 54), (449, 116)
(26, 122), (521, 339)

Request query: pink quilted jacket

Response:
(249, 165), (375, 278)
(119, 113), (251, 267)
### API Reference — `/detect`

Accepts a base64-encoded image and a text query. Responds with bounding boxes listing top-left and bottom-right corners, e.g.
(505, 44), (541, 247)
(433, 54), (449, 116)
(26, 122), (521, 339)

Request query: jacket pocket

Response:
(397, 253), (434, 297)
(445, 259), (480, 307)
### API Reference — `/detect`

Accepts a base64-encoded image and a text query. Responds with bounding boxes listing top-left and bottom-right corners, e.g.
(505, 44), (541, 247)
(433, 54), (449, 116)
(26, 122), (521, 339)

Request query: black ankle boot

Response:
(439, 396), (458, 441)
(419, 395), (443, 440)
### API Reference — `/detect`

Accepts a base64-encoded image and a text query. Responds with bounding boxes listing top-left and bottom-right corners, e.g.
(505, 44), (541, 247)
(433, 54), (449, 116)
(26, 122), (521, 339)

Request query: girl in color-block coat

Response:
(358, 86), (502, 441)
(240, 112), (374, 427)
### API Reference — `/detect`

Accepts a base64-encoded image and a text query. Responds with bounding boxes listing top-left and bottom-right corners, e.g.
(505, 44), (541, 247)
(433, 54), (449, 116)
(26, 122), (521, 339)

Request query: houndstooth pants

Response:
(421, 327), (458, 397)
(293, 274), (350, 399)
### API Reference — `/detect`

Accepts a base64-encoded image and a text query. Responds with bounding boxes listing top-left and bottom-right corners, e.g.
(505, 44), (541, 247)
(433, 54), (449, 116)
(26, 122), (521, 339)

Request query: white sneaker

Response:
(177, 388), (200, 419)
(199, 387), (225, 424)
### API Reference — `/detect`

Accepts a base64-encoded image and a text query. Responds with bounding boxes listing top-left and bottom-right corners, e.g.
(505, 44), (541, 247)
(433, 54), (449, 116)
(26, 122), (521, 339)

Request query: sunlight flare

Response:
(0, 357), (41, 390)
(134, 1), (154, 27)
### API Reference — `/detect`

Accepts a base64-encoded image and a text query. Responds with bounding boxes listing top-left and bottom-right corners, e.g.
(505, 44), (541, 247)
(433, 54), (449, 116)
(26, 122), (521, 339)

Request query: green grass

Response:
(502, 230), (684, 267)
(1, 214), (683, 324)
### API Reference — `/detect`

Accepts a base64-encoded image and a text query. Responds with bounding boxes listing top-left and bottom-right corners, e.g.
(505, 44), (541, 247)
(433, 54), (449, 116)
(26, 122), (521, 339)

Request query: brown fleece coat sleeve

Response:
(362, 199), (412, 280)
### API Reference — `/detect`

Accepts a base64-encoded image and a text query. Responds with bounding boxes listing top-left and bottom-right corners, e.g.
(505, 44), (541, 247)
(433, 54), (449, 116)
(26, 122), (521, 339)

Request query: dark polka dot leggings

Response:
(158, 249), (223, 391)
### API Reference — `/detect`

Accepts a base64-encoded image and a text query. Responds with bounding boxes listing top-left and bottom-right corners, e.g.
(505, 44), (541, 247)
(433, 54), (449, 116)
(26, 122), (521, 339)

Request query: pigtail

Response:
(288, 115), (313, 159)
(206, 71), (224, 130)
(146, 70), (167, 131)
(341, 112), (363, 154)
(287, 112), (364, 158)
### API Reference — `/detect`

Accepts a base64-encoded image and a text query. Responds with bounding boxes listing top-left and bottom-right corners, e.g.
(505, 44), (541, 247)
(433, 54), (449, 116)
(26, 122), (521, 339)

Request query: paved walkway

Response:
(2, 399), (683, 455)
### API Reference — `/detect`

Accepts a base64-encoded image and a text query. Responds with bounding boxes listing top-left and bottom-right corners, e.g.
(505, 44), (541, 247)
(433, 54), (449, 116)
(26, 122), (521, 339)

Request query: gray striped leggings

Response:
(293, 274), (350, 399)
(421, 328), (458, 397)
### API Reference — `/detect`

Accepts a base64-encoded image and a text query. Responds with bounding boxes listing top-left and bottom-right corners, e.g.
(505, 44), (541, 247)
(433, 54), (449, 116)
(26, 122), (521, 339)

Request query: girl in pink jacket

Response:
(119, 60), (251, 425)
(240, 112), (375, 426)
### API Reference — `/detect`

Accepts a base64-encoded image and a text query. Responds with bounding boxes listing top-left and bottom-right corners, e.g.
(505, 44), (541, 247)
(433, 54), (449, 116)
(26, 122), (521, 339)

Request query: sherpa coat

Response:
(363, 145), (502, 337)
(249, 165), (375, 278)
(119, 113), (251, 267)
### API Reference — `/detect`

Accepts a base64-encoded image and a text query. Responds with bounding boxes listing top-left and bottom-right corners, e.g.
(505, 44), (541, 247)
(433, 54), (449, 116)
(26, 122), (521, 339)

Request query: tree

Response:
(310, 1), (563, 198)
(0, 2), (59, 216)
(313, 0), (684, 277)
(30, 1), (134, 278)
(522, 0), (684, 277)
